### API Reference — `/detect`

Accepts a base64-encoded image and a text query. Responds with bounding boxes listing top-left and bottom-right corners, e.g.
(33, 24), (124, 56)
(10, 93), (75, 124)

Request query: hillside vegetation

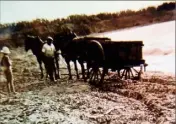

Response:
(0, 2), (175, 47)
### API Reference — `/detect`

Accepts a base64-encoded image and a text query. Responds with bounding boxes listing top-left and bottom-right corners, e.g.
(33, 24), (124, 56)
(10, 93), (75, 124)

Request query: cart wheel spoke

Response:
(89, 69), (94, 81)
(117, 67), (134, 80)
(132, 67), (138, 73)
(98, 70), (101, 79)
(127, 70), (131, 79)
(117, 70), (121, 77)
(88, 67), (103, 85)
(121, 69), (125, 78)
(129, 68), (134, 78)
(131, 67), (142, 80)
(125, 69), (128, 79)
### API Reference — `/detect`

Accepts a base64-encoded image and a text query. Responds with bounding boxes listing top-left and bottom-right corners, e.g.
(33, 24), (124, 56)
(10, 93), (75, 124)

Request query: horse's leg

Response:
(65, 59), (72, 80)
(44, 62), (49, 79)
(53, 54), (58, 78)
(86, 61), (91, 79)
(54, 53), (60, 79)
(53, 58), (58, 81)
(56, 53), (61, 79)
(100, 67), (107, 84)
(37, 57), (44, 79)
(50, 57), (56, 82)
(79, 60), (86, 81)
(74, 60), (79, 79)
(42, 57), (49, 79)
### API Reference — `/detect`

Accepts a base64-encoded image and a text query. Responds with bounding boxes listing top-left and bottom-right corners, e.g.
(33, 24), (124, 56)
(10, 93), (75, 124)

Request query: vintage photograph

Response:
(0, 1), (175, 124)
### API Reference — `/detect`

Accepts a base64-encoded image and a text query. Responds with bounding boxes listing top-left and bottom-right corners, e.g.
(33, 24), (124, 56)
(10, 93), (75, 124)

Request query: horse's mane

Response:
(27, 35), (36, 38)
(24, 34), (45, 55)
(26, 35), (44, 44)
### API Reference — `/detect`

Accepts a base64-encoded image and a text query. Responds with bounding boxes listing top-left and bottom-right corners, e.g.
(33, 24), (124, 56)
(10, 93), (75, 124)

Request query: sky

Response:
(0, 1), (168, 24)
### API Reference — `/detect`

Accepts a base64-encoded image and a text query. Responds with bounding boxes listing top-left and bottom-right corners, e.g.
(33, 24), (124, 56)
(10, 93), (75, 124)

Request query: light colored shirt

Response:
(42, 43), (56, 57)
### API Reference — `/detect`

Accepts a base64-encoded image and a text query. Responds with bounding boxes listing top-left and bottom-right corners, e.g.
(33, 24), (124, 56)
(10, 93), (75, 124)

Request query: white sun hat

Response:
(47, 36), (53, 41)
(0, 46), (11, 54)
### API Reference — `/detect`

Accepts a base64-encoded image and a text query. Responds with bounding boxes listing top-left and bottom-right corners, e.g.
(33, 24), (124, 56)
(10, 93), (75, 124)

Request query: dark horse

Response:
(24, 35), (60, 79)
(53, 31), (105, 82)
(53, 32), (80, 80)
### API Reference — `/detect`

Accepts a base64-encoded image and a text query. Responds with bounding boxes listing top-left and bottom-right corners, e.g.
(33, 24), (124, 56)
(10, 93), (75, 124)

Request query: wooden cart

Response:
(82, 37), (148, 84)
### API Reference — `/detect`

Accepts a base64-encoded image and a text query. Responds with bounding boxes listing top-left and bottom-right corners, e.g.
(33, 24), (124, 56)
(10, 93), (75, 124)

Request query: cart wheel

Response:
(118, 67), (136, 80)
(131, 67), (142, 80)
(88, 67), (104, 85)
(119, 67), (143, 80)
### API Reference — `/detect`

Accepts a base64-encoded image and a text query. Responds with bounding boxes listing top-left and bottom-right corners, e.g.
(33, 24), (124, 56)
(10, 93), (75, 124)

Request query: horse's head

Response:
(37, 36), (45, 45)
(53, 31), (77, 51)
(24, 35), (44, 54)
(67, 31), (77, 40)
(53, 34), (61, 51)
(24, 35), (33, 52)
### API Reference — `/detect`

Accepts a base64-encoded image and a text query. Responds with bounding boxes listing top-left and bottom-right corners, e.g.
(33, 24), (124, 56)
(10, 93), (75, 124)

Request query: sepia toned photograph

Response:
(0, 1), (175, 124)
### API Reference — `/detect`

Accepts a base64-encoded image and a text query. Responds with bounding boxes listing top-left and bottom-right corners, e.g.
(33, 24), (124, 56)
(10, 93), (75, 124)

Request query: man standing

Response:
(0, 46), (16, 94)
(42, 36), (57, 82)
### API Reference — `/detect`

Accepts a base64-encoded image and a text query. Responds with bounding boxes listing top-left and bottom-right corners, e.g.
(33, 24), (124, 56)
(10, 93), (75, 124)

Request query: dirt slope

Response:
(0, 48), (175, 124)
